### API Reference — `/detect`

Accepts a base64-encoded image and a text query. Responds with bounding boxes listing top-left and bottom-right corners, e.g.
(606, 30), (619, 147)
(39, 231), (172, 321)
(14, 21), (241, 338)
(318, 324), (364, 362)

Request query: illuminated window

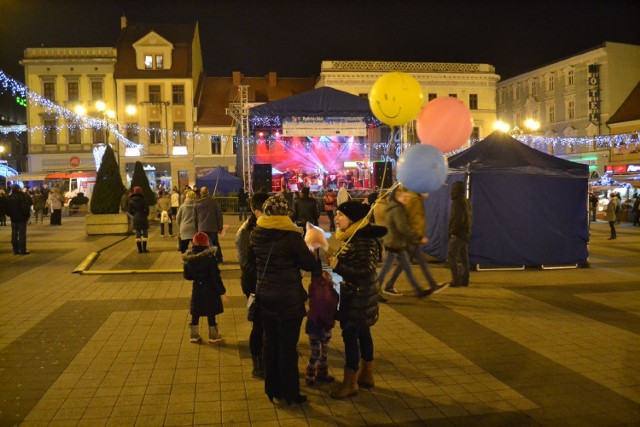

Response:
(469, 94), (478, 110)
(149, 121), (161, 145)
(44, 119), (57, 145)
(211, 135), (222, 154)
(149, 85), (161, 103)
(172, 85), (184, 105)
(144, 55), (153, 69)
(67, 81), (79, 102)
(156, 55), (164, 69)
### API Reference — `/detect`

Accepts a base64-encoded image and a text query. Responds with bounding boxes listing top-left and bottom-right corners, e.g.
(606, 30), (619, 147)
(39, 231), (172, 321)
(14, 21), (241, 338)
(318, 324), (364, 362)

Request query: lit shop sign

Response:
(606, 164), (640, 174)
(283, 117), (367, 137)
(588, 64), (600, 124)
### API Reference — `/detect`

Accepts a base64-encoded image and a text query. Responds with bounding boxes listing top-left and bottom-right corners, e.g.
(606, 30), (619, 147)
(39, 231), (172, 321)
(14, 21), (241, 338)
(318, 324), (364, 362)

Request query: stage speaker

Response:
(373, 161), (393, 189)
(253, 164), (272, 192)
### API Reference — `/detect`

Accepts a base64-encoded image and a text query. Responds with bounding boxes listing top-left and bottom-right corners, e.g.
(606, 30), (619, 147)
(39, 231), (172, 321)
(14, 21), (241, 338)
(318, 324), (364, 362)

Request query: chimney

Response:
(268, 72), (277, 87)
(232, 71), (242, 86)
(120, 15), (127, 29)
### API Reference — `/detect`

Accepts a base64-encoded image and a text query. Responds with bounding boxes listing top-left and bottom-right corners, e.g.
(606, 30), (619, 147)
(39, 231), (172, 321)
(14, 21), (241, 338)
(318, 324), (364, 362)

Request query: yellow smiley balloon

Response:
(369, 72), (424, 127)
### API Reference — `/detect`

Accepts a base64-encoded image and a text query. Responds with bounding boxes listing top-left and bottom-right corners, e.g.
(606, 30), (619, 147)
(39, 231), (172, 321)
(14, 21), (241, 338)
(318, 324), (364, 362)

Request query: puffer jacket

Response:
(449, 181), (472, 241)
(183, 246), (226, 317)
(176, 200), (197, 240)
(333, 224), (386, 330)
(128, 193), (149, 230)
(248, 219), (317, 320)
(383, 198), (422, 251)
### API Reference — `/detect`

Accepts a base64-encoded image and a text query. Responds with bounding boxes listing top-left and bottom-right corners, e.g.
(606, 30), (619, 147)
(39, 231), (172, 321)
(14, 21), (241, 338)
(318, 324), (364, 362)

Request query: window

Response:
(448, 93), (457, 98)
(174, 122), (185, 145)
(125, 85), (137, 105)
(44, 119), (57, 145)
(514, 84), (520, 101)
(532, 80), (538, 96)
(498, 89), (504, 105)
(149, 121), (161, 145)
(567, 100), (575, 120)
(470, 127), (480, 141)
(358, 93), (368, 98)
(469, 94), (478, 110)
(428, 93), (437, 101)
(144, 55), (153, 69)
(548, 105), (555, 123)
(91, 81), (103, 100)
(148, 85), (161, 103)
(567, 69), (574, 85)
(547, 75), (554, 91)
(67, 81), (79, 102)
(211, 135), (222, 154)
(126, 123), (139, 143)
(68, 124), (81, 144)
(156, 55), (164, 69)
(92, 127), (104, 144)
(172, 85), (185, 105)
(44, 82), (55, 101)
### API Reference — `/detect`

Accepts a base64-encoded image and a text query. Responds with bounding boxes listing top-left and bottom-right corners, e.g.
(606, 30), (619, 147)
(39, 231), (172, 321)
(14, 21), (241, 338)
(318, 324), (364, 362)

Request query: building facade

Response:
(317, 60), (500, 143)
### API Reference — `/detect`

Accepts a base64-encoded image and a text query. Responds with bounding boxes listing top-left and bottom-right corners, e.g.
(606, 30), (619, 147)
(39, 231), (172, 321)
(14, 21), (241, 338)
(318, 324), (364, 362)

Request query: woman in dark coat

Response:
(248, 196), (317, 404)
(128, 186), (150, 253)
(327, 201), (386, 399)
(183, 232), (226, 344)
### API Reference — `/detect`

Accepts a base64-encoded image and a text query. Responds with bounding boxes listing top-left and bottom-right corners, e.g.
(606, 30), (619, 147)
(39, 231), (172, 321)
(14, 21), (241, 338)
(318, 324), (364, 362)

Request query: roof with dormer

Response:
(114, 22), (197, 79)
(195, 74), (316, 127)
(607, 80), (640, 125)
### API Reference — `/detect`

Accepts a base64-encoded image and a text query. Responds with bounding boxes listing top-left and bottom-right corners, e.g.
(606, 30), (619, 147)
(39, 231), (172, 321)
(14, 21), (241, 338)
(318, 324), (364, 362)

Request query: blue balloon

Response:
(397, 144), (448, 193)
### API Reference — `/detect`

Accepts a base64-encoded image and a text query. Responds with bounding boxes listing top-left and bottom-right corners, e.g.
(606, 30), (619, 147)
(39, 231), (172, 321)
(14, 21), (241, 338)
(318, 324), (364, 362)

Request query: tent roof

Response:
(249, 86), (374, 119)
(197, 166), (242, 182)
(448, 131), (589, 177)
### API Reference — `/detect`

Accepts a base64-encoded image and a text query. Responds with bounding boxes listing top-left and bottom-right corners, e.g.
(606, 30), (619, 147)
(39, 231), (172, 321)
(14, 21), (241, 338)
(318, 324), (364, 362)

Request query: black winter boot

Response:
(142, 240), (149, 253)
(136, 241), (143, 253)
(252, 355), (264, 379)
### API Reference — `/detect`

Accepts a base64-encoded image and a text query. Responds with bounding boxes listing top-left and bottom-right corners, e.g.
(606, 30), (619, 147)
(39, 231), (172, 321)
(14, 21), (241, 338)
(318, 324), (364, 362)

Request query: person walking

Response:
(47, 187), (65, 225)
(0, 189), (7, 226)
(238, 187), (249, 221)
(235, 192), (271, 379)
(176, 190), (197, 253)
(378, 186), (431, 298)
(128, 186), (150, 253)
(323, 189), (338, 232)
(6, 184), (32, 255)
(327, 201), (386, 399)
(247, 196), (317, 404)
(447, 181), (472, 287)
(194, 186), (224, 263)
(605, 193), (618, 240)
(157, 190), (173, 237)
(31, 188), (46, 224)
(183, 231), (226, 344)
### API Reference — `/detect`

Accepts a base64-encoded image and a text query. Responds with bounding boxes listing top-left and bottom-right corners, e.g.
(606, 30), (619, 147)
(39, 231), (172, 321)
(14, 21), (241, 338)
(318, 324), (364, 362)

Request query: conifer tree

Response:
(90, 145), (126, 214)
(130, 161), (157, 206)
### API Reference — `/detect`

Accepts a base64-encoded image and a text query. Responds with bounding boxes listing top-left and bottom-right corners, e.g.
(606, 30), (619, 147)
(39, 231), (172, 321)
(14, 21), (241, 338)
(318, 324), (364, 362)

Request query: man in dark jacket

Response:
(447, 181), (472, 287)
(6, 185), (32, 255)
(194, 186), (224, 263)
(128, 186), (150, 253)
(292, 187), (319, 229)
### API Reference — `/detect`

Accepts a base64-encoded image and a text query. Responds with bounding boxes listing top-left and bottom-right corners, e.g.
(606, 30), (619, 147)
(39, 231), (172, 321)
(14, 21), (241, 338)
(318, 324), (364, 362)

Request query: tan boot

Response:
(358, 360), (375, 388)
(330, 368), (359, 399)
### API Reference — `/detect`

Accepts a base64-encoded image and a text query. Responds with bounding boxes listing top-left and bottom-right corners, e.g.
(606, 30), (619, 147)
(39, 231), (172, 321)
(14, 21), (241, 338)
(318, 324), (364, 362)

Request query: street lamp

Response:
(493, 120), (510, 133)
(524, 118), (540, 132)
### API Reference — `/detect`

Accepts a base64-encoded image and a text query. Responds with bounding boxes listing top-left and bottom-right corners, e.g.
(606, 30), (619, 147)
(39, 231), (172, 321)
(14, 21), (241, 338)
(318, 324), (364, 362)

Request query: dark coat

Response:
(248, 223), (316, 320)
(195, 196), (223, 233)
(449, 182), (472, 242)
(128, 193), (149, 230)
(333, 224), (386, 330)
(183, 246), (226, 317)
(235, 215), (257, 296)
(6, 190), (32, 223)
(0, 195), (6, 216)
(292, 196), (319, 226)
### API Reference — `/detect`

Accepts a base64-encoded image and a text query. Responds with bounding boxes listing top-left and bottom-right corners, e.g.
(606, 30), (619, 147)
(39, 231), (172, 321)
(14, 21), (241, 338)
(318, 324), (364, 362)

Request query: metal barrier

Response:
(213, 197), (239, 213)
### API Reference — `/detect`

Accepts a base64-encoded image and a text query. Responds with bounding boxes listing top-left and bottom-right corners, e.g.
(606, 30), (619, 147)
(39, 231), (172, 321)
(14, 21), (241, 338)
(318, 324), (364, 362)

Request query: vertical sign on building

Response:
(588, 64), (600, 129)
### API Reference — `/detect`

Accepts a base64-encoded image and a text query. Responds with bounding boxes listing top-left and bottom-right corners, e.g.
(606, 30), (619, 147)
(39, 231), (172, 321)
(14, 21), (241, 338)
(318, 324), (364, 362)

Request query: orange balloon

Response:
(416, 97), (473, 153)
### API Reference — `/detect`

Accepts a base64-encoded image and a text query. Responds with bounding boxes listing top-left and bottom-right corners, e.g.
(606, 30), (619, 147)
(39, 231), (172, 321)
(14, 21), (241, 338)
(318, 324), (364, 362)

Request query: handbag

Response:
(247, 244), (273, 321)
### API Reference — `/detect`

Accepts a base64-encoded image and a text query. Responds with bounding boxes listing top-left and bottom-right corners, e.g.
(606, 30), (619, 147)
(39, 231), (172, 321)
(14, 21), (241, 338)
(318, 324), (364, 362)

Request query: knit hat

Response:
(191, 232), (210, 248)
(336, 201), (369, 222)
(133, 186), (143, 194)
(262, 196), (290, 216)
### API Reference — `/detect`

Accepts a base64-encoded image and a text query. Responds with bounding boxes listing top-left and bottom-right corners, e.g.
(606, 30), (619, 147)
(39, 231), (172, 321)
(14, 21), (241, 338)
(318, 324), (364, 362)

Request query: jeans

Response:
(238, 205), (248, 221)
(378, 249), (423, 292)
(608, 221), (617, 239)
(447, 236), (469, 285)
(11, 221), (27, 254)
(160, 223), (173, 236)
(388, 243), (438, 290)
(342, 326), (373, 371)
(191, 315), (216, 326)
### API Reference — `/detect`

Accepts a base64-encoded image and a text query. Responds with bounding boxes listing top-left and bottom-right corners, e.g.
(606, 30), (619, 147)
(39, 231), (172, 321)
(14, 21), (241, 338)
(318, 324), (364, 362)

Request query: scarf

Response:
(335, 218), (368, 242)
(256, 215), (302, 233)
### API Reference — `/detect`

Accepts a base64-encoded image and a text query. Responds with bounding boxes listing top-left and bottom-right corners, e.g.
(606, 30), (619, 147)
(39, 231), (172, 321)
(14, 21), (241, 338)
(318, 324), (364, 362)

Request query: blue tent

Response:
(249, 86), (375, 120)
(196, 167), (242, 195)
(424, 131), (590, 268)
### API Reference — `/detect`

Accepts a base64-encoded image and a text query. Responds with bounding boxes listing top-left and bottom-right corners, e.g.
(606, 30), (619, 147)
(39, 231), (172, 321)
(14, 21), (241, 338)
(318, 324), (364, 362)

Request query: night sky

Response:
(1, 0), (639, 84)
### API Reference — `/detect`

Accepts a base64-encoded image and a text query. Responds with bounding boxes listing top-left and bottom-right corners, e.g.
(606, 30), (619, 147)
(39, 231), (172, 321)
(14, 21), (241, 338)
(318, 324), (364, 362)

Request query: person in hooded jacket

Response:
(326, 200), (386, 399)
(235, 191), (271, 379)
(447, 181), (472, 286)
(248, 196), (317, 405)
(128, 186), (150, 253)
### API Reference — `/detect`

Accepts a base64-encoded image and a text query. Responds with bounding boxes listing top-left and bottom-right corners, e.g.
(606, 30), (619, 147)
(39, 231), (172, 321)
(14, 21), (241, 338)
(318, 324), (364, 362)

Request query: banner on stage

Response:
(283, 116), (367, 137)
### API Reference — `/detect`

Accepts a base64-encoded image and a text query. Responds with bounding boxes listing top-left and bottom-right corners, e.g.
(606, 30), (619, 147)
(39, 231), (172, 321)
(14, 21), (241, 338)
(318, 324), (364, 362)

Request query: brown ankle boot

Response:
(330, 368), (358, 399)
(358, 360), (375, 388)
